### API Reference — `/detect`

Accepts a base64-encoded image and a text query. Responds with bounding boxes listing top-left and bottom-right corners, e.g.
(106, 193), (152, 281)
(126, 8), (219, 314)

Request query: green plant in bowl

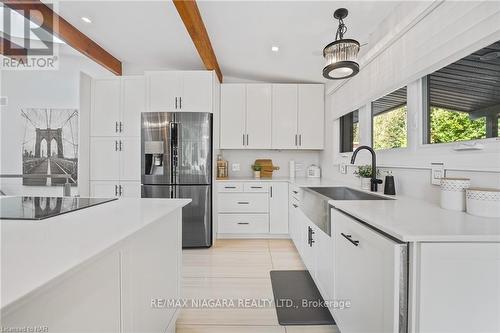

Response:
(354, 165), (379, 178)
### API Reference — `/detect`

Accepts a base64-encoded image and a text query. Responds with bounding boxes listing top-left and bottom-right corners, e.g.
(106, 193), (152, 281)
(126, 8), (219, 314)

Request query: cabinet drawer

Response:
(218, 214), (269, 234)
(243, 183), (269, 193)
(218, 193), (269, 213)
(217, 182), (243, 192)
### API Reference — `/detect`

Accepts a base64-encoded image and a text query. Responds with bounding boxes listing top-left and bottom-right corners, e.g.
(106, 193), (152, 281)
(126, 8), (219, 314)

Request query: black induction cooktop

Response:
(0, 196), (117, 220)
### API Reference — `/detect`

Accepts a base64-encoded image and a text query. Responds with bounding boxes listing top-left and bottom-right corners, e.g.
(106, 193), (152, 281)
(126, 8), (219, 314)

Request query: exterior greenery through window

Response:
(426, 41), (500, 144)
(372, 86), (407, 150)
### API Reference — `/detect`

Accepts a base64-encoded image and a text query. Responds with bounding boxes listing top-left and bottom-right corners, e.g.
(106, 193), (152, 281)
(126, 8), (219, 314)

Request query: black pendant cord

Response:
(335, 18), (347, 41)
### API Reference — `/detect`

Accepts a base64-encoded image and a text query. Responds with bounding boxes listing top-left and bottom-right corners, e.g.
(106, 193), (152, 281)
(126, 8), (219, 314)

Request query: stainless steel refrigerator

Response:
(141, 112), (212, 248)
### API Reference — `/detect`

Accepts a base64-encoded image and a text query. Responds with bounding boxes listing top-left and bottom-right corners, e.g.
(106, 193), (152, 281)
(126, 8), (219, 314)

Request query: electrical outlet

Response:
(231, 163), (240, 172)
(431, 162), (445, 185)
(340, 163), (347, 174)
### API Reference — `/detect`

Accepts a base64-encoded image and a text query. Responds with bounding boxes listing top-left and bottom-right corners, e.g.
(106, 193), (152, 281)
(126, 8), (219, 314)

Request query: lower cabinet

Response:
(217, 181), (288, 236)
(331, 208), (407, 333)
(90, 181), (141, 198)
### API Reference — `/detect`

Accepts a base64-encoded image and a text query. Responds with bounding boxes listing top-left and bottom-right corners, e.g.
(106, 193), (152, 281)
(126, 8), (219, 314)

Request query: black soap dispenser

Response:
(384, 171), (396, 195)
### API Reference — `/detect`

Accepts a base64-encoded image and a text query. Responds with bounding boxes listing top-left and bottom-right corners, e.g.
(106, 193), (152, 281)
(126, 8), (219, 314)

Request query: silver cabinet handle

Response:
(250, 186), (262, 189)
(114, 184), (118, 196)
(119, 185), (123, 196)
(270, 186), (273, 198)
(293, 190), (299, 194)
(246, 134), (249, 146)
(237, 222), (250, 225)
(295, 134), (298, 146)
(119, 140), (123, 151)
(292, 204), (298, 208)
(242, 133), (245, 146)
(115, 121), (119, 133)
(224, 186), (236, 189)
(115, 140), (118, 151)
(237, 201), (250, 204)
(175, 97), (178, 109)
(119, 121), (123, 133)
(299, 134), (302, 146)
(179, 97), (182, 109)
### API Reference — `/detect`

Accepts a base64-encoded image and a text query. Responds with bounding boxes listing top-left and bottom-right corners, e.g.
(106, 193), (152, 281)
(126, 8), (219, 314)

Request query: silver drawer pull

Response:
(237, 222), (250, 225)
(292, 204), (298, 208)
(237, 201), (250, 204)
(224, 186), (236, 189)
(251, 186), (263, 189)
(293, 191), (299, 194)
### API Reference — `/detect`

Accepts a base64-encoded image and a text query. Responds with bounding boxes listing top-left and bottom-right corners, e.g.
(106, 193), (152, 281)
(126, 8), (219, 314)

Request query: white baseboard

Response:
(216, 233), (290, 239)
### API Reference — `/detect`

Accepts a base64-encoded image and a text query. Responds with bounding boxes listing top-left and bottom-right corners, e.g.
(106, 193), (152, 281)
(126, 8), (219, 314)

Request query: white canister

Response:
(440, 178), (470, 211)
(466, 188), (500, 218)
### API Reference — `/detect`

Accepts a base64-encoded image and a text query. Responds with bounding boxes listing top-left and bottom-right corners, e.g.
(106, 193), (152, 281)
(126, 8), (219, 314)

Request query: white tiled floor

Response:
(177, 239), (339, 333)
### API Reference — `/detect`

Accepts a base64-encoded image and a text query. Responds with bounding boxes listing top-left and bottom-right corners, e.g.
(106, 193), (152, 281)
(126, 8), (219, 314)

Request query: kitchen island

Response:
(1, 197), (190, 333)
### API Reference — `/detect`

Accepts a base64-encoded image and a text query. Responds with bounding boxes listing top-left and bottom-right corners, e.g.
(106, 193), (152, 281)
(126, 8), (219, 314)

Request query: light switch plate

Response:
(231, 163), (240, 172)
(340, 163), (347, 174)
(431, 162), (445, 185)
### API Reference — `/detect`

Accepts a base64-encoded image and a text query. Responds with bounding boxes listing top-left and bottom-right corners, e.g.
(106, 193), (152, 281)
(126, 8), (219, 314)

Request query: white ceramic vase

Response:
(440, 178), (470, 211)
(361, 177), (371, 190)
(466, 188), (500, 218)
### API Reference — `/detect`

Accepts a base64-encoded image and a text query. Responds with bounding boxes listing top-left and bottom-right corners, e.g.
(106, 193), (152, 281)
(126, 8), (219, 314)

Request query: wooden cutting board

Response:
(255, 159), (280, 178)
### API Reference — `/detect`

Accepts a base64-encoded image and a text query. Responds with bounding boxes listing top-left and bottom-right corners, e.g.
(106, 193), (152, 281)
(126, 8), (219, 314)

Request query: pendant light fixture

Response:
(323, 8), (360, 80)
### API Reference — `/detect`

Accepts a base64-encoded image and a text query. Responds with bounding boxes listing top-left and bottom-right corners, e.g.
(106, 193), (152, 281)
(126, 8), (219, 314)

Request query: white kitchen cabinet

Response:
(220, 84), (246, 149)
(272, 84), (298, 149)
(146, 71), (213, 112)
(92, 77), (145, 137)
(90, 181), (141, 198)
(217, 181), (289, 237)
(269, 182), (289, 234)
(147, 71), (182, 111)
(314, 227), (334, 300)
(182, 71), (213, 112)
(122, 77), (145, 137)
(298, 85), (324, 149)
(92, 79), (121, 137)
(332, 208), (406, 333)
(245, 84), (272, 149)
(90, 137), (120, 181)
(119, 137), (141, 181)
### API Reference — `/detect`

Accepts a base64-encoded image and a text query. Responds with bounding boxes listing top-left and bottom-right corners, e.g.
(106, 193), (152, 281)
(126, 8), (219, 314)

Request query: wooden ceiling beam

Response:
(173, 0), (223, 82)
(0, 36), (28, 62)
(1, 0), (122, 75)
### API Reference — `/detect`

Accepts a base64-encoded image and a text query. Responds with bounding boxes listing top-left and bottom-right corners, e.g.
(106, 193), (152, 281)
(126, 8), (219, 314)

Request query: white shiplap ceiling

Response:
(54, 1), (401, 81)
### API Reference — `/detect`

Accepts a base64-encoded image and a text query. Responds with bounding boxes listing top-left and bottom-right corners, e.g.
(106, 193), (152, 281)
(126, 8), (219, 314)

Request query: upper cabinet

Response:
(91, 77), (145, 138)
(245, 84), (272, 149)
(272, 84), (298, 149)
(220, 84), (272, 149)
(146, 71), (213, 112)
(220, 83), (324, 150)
(297, 85), (324, 149)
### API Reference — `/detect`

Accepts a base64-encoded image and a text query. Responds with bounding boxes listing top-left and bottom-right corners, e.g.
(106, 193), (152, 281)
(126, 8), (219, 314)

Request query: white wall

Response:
(0, 52), (112, 196)
(320, 1), (500, 204)
(220, 149), (320, 179)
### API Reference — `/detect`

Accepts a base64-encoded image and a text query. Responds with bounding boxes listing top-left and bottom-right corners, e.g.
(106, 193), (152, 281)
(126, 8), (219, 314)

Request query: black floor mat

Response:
(270, 270), (335, 325)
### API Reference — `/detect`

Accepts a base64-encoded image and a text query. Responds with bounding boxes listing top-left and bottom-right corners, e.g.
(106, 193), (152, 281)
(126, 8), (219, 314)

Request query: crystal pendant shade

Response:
(323, 39), (360, 79)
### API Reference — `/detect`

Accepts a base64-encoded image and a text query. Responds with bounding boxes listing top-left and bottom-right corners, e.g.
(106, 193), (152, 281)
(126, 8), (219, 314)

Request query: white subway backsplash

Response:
(219, 150), (320, 178)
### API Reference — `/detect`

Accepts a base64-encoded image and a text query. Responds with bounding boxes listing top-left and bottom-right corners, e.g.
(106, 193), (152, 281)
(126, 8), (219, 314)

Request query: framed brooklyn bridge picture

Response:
(21, 108), (79, 186)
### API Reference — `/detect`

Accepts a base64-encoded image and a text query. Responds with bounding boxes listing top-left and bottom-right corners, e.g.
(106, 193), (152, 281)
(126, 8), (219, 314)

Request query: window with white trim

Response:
(371, 86), (408, 150)
(424, 41), (500, 144)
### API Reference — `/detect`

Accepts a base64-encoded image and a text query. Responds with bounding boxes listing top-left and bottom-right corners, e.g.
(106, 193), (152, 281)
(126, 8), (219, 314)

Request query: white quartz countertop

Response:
(330, 196), (500, 242)
(217, 177), (500, 242)
(1, 197), (190, 309)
